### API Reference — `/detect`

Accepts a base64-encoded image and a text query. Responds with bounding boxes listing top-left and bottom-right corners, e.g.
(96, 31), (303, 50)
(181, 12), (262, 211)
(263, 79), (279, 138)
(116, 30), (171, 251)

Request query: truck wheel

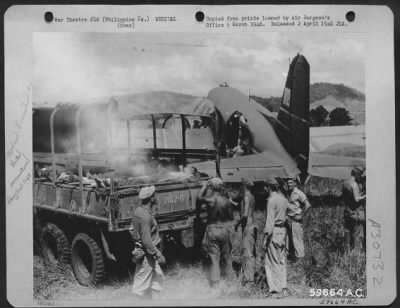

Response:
(40, 223), (71, 266)
(71, 233), (105, 286)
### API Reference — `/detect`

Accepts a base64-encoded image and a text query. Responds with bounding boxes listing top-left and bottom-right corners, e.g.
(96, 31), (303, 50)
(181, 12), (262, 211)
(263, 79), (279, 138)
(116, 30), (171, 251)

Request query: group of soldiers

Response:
(127, 166), (366, 299)
(197, 176), (311, 297)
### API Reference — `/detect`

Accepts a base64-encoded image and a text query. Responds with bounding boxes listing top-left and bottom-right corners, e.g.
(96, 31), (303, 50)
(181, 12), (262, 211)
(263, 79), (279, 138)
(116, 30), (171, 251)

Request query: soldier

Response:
(227, 182), (242, 221)
(286, 177), (311, 260)
(235, 178), (257, 287)
(198, 177), (234, 286)
(263, 178), (289, 297)
(130, 185), (166, 299)
(342, 167), (366, 251)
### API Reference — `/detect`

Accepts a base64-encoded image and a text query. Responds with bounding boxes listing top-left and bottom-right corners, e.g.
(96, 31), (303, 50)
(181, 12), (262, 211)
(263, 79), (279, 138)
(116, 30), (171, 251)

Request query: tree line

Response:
(310, 105), (353, 127)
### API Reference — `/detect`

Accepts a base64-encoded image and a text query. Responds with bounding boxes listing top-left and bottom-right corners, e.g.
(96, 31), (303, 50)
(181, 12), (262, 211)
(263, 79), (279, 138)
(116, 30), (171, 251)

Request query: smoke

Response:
(36, 104), (213, 185)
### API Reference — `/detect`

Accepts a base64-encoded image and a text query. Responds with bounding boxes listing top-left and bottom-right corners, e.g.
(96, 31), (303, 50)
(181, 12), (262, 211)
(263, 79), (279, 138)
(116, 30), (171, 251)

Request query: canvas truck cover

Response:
(112, 91), (215, 118)
(33, 91), (216, 154)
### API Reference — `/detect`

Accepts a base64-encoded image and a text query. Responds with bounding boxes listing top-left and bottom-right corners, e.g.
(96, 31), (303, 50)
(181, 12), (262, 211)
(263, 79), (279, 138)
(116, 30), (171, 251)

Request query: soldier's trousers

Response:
(202, 224), (233, 284)
(344, 217), (365, 251)
(241, 223), (257, 284)
(287, 219), (305, 258)
(132, 254), (164, 298)
(265, 226), (287, 293)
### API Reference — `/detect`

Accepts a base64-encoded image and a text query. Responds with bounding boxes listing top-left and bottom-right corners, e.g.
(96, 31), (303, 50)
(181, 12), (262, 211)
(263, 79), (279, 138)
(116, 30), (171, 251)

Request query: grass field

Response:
(34, 178), (366, 301)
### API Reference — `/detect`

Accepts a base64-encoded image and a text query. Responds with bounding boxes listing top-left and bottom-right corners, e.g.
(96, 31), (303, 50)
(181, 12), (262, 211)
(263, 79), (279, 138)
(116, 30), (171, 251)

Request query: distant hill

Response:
(310, 83), (365, 103)
(252, 82), (365, 125)
(321, 145), (366, 158)
(250, 95), (281, 113)
(310, 83), (365, 125)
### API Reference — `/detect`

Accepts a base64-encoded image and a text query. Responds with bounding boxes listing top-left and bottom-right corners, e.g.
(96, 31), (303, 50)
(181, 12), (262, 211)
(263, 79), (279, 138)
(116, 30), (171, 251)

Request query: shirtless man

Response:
(197, 177), (234, 286)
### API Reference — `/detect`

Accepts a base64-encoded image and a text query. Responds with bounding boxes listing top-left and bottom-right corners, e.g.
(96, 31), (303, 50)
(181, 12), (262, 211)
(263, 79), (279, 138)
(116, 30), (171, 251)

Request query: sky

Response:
(33, 31), (364, 104)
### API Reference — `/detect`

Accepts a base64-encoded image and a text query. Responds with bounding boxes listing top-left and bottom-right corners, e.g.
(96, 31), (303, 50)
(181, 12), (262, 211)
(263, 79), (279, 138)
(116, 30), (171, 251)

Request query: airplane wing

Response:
(308, 152), (365, 179)
(191, 125), (367, 181)
(308, 125), (366, 179)
(189, 150), (299, 182)
(218, 151), (299, 182)
(310, 125), (365, 153)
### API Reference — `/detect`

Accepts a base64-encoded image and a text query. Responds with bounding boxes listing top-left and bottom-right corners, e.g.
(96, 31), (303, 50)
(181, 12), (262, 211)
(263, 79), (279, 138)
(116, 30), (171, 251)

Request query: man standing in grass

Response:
(198, 177), (234, 287)
(263, 178), (289, 297)
(286, 177), (311, 261)
(342, 167), (366, 250)
(130, 186), (166, 299)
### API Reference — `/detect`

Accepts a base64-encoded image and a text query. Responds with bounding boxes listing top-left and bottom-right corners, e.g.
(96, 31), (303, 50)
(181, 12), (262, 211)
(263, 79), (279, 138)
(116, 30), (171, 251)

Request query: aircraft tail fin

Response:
(276, 54), (310, 175)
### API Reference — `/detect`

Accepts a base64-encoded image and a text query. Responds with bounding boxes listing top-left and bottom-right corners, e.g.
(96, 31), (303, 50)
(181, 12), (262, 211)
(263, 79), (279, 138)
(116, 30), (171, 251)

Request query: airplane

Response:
(191, 53), (366, 184)
(34, 53), (365, 188)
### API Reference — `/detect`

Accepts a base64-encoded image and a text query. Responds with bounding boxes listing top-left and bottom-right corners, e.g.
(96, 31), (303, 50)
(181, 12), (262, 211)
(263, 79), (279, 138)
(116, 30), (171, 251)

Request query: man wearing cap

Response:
(286, 177), (311, 260)
(263, 178), (289, 297)
(130, 185), (166, 299)
(235, 178), (257, 287)
(342, 167), (366, 250)
(197, 177), (234, 286)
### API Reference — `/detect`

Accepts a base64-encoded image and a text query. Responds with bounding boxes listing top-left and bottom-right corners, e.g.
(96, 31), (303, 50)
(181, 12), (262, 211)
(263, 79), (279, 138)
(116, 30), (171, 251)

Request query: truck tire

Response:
(40, 223), (71, 266)
(71, 233), (105, 286)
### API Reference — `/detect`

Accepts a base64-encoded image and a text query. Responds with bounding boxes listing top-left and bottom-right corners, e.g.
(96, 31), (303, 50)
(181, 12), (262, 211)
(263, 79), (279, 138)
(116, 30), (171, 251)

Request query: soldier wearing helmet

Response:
(197, 177), (234, 286)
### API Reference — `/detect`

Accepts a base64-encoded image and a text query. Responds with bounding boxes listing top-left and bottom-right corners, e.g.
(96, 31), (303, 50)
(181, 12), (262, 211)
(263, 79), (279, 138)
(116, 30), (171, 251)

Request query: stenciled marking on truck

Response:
(159, 192), (188, 213)
(163, 193), (185, 204)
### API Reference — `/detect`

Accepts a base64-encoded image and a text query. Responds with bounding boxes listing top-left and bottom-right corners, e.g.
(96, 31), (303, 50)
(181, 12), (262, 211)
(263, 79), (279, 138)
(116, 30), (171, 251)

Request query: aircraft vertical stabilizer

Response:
(276, 54), (310, 175)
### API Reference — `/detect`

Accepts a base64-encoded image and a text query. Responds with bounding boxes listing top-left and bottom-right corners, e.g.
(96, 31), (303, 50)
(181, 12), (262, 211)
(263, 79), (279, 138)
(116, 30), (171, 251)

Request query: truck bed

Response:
(33, 175), (204, 232)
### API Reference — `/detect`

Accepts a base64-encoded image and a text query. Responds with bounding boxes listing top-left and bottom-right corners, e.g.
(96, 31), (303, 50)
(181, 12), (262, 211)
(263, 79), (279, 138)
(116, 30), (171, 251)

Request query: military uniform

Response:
(342, 178), (365, 250)
(202, 222), (233, 284)
(287, 187), (308, 258)
(264, 191), (288, 293)
(130, 187), (164, 298)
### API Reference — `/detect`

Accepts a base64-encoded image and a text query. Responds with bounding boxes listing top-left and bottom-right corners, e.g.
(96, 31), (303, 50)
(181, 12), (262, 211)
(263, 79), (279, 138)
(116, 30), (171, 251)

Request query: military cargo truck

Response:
(33, 92), (220, 285)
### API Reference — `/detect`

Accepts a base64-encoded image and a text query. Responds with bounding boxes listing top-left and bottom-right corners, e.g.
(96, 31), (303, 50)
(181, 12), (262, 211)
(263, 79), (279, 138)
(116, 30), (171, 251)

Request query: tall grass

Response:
(303, 205), (366, 293)
(34, 256), (78, 300)
(304, 176), (344, 197)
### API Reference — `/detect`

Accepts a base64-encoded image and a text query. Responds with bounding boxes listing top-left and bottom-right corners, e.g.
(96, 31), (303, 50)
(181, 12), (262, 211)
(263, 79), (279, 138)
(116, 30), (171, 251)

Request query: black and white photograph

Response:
(32, 31), (367, 300)
(4, 5), (396, 306)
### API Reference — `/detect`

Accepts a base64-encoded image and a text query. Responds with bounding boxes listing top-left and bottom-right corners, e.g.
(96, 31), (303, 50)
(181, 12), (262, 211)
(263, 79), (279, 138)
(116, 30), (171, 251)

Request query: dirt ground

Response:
(34, 246), (309, 301)
(34, 209), (311, 301)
